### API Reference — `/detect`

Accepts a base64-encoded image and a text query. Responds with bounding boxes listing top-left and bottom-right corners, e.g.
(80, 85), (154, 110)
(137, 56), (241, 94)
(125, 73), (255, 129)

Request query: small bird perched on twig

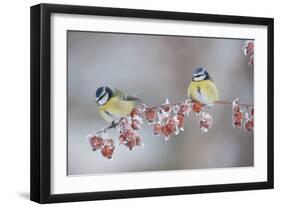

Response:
(187, 67), (219, 105)
(95, 86), (140, 123)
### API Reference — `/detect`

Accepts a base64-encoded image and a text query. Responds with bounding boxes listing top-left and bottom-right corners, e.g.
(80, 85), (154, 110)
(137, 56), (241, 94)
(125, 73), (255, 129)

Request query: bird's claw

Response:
(111, 121), (118, 128)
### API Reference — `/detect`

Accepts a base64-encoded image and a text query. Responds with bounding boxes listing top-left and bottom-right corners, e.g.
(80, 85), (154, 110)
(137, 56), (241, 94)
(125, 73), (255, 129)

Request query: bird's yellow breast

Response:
(99, 97), (134, 122)
(187, 80), (219, 104)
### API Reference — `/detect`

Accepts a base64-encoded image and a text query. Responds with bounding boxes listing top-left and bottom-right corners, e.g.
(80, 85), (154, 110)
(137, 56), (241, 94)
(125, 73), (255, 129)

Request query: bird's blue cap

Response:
(95, 86), (113, 99)
(193, 67), (205, 76)
(192, 67), (211, 81)
(96, 87), (104, 98)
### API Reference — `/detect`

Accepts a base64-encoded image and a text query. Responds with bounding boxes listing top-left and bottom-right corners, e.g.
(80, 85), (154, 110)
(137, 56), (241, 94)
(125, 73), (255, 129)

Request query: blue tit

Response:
(187, 67), (219, 105)
(95, 86), (140, 123)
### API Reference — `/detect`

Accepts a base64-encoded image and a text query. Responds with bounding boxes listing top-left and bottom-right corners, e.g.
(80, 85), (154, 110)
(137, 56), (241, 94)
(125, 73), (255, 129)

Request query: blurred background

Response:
(67, 31), (253, 176)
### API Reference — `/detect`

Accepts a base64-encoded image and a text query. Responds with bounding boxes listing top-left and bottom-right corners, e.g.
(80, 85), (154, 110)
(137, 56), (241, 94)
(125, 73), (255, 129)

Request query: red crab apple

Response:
(101, 139), (115, 159)
(199, 113), (213, 131)
(245, 119), (254, 132)
(176, 114), (185, 129)
(130, 107), (139, 117)
(145, 108), (156, 122)
(135, 135), (142, 146)
(233, 105), (240, 113)
(179, 103), (188, 115)
(246, 41), (254, 54)
(166, 118), (176, 131)
(233, 111), (243, 123)
(131, 118), (141, 130)
(153, 123), (162, 136)
(119, 134), (126, 145)
(126, 136), (137, 150)
(162, 125), (173, 138)
(192, 101), (202, 113)
(89, 135), (103, 151)
(234, 121), (242, 128)
(162, 105), (171, 112)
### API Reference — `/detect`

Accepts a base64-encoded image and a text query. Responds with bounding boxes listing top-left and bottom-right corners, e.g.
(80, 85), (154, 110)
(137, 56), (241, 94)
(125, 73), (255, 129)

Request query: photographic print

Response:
(67, 31), (254, 175)
(31, 4), (273, 203)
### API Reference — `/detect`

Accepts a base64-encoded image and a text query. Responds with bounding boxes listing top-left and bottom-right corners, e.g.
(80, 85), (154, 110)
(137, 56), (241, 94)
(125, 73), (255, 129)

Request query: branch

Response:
(148, 101), (185, 110)
(95, 121), (119, 135)
(95, 98), (253, 135)
(215, 100), (254, 108)
(89, 98), (254, 159)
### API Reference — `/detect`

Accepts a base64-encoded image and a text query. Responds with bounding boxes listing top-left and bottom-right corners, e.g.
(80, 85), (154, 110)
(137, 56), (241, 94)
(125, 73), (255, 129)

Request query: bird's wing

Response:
(98, 108), (114, 123)
(113, 88), (125, 99)
(114, 88), (140, 102)
(187, 82), (197, 99)
(199, 81), (219, 103)
(99, 97), (135, 122)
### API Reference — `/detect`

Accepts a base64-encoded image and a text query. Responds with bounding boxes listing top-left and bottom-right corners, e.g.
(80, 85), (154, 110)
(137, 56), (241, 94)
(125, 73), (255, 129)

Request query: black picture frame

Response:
(30, 3), (274, 204)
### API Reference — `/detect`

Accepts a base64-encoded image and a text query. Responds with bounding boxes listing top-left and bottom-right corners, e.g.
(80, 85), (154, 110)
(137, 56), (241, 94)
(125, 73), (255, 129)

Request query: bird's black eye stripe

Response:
(97, 93), (107, 102)
(193, 74), (203, 78)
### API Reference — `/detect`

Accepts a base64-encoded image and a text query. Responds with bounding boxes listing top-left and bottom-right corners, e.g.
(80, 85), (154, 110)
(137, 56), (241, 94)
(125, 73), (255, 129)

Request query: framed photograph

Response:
(30, 3), (274, 203)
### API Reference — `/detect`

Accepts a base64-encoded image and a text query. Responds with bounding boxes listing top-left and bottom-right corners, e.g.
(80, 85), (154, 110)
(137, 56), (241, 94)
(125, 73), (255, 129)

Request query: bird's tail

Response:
(126, 95), (141, 103)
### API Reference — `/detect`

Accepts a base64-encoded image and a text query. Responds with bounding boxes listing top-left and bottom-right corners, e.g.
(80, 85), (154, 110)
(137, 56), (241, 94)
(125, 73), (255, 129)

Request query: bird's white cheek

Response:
(193, 75), (206, 81)
(98, 93), (109, 105)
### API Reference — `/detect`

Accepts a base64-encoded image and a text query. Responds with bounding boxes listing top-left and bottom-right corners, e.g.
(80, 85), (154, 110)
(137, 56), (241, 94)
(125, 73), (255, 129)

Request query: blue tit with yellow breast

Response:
(187, 67), (219, 105)
(95, 86), (140, 123)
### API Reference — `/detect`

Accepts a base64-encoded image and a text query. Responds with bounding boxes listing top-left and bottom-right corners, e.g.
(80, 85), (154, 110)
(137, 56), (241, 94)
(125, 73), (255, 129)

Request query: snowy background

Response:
(67, 31), (254, 175)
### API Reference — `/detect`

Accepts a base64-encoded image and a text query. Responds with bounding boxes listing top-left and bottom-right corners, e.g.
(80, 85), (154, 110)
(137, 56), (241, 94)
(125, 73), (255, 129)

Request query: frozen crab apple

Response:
(199, 112), (213, 132)
(153, 123), (162, 136)
(131, 117), (142, 130)
(162, 125), (173, 138)
(232, 102), (243, 129)
(101, 139), (115, 159)
(244, 119), (254, 132)
(119, 129), (142, 150)
(161, 117), (177, 138)
(176, 114), (185, 130)
(233, 111), (243, 123)
(192, 101), (202, 113)
(179, 103), (189, 115)
(243, 40), (254, 56)
(130, 107), (140, 117)
(145, 108), (156, 123)
(89, 135), (104, 151)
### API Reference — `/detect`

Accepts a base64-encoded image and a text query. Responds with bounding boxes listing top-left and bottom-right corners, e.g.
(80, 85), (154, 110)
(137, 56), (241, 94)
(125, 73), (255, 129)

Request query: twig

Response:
(215, 100), (254, 108)
(148, 101), (185, 110)
(96, 121), (119, 135)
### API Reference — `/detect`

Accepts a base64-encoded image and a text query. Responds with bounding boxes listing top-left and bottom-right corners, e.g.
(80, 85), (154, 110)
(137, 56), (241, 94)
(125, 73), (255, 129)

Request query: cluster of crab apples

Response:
(88, 99), (222, 159)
